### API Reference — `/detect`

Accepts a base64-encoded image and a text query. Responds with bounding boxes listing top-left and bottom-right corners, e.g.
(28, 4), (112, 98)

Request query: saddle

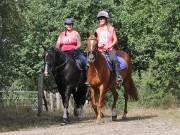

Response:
(63, 50), (86, 71)
(63, 50), (79, 57)
(102, 52), (126, 71)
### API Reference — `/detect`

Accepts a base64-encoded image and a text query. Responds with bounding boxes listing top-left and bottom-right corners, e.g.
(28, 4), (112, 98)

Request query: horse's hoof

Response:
(96, 119), (105, 124)
(112, 115), (117, 121)
(63, 118), (69, 124)
(122, 116), (127, 120)
(61, 122), (67, 126)
(101, 112), (104, 118)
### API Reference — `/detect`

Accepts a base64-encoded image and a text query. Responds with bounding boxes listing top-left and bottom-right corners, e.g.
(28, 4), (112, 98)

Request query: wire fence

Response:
(0, 90), (38, 110)
(0, 74), (74, 115)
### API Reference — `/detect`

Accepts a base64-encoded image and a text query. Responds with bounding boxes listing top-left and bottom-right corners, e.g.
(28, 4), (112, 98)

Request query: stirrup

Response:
(116, 75), (123, 82)
(85, 81), (90, 86)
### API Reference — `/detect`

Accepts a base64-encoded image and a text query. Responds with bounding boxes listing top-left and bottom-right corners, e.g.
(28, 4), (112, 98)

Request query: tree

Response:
(0, 0), (22, 89)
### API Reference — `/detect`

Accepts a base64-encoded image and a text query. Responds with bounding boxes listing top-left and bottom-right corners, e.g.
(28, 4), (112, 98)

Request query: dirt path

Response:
(1, 108), (180, 135)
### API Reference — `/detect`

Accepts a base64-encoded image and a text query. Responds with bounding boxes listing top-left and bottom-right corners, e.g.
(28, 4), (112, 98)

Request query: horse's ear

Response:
(94, 32), (98, 38)
(87, 32), (90, 38)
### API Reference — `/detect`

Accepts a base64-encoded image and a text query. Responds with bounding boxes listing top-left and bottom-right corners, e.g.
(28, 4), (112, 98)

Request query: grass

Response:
(0, 105), (63, 132)
(0, 103), (96, 132)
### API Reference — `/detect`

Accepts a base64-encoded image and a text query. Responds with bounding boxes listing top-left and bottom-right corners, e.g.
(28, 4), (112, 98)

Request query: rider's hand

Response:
(104, 45), (111, 50)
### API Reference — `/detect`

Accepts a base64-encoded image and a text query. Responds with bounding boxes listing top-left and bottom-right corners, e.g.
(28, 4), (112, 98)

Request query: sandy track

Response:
(1, 108), (180, 135)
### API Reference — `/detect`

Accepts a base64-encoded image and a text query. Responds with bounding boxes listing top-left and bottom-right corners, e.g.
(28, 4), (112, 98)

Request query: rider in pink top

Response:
(55, 18), (81, 51)
(96, 11), (121, 82)
(96, 25), (114, 52)
(55, 17), (87, 68)
(59, 30), (78, 51)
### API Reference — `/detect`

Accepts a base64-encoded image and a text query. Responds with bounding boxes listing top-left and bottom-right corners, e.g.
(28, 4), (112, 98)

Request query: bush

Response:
(134, 69), (178, 108)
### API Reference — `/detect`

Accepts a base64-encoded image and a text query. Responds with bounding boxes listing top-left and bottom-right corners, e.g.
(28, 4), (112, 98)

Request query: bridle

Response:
(86, 36), (98, 62)
(44, 48), (69, 75)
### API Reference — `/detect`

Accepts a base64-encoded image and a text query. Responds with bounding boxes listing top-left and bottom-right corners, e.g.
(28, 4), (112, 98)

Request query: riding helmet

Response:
(64, 17), (73, 25)
(97, 10), (109, 19)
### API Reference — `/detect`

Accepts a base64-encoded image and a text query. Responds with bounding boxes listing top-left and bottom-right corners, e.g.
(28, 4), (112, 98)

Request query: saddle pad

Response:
(116, 56), (126, 70)
(75, 58), (83, 70)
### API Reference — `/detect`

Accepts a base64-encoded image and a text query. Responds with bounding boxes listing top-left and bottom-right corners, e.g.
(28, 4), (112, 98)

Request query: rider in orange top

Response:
(96, 11), (121, 82)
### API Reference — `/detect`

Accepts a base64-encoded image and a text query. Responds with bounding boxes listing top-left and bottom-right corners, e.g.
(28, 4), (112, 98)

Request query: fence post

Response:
(56, 92), (61, 111)
(50, 92), (54, 111)
(0, 87), (2, 103)
(43, 90), (48, 111)
(37, 72), (44, 116)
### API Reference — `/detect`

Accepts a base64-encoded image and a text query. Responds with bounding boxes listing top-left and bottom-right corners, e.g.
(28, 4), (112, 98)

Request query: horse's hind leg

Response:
(122, 80), (129, 119)
(90, 88), (98, 118)
(119, 68), (129, 119)
(111, 87), (119, 121)
(72, 90), (80, 117)
(73, 85), (87, 119)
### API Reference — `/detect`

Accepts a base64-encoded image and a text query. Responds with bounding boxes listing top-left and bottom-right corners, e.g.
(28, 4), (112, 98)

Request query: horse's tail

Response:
(118, 50), (138, 101)
(128, 76), (139, 101)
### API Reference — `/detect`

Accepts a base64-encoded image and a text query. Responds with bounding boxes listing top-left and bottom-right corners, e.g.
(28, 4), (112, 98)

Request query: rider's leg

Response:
(78, 53), (88, 70)
(78, 52), (89, 85)
(109, 50), (122, 82)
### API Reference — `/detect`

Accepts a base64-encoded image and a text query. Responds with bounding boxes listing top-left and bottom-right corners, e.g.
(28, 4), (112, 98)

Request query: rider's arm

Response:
(55, 33), (61, 49)
(108, 30), (118, 49)
(76, 32), (81, 49)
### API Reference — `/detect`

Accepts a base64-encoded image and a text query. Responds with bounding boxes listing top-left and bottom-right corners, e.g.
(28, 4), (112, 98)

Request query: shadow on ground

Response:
(0, 109), (96, 132)
(116, 115), (158, 122)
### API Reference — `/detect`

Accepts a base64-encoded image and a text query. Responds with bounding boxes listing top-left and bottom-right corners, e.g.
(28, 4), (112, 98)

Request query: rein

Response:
(50, 47), (70, 71)
(54, 56), (69, 71)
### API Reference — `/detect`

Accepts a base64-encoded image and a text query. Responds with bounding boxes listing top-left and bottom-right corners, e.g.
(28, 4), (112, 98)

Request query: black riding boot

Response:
(114, 61), (122, 82)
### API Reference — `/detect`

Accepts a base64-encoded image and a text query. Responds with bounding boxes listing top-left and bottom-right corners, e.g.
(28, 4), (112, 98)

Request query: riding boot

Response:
(115, 62), (122, 82)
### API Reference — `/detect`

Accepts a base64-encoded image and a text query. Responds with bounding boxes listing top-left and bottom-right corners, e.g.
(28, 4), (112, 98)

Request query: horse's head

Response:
(43, 47), (56, 76)
(86, 32), (98, 63)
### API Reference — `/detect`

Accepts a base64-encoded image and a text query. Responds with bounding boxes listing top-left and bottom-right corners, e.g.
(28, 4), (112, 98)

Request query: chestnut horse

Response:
(86, 33), (138, 121)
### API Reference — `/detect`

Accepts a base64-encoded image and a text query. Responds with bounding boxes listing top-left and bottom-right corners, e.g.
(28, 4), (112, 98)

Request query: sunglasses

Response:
(65, 23), (73, 25)
(98, 17), (106, 20)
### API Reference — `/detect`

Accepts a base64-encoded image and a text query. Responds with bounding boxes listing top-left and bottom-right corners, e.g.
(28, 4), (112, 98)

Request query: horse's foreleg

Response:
(61, 88), (71, 123)
(97, 86), (105, 121)
(111, 87), (119, 121)
(90, 88), (98, 118)
(122, 80), (129, 119)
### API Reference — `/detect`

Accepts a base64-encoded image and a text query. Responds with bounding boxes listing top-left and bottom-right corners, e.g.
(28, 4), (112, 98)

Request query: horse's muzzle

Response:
(44, 71), (49, 77)
(88, 53), (95, 62)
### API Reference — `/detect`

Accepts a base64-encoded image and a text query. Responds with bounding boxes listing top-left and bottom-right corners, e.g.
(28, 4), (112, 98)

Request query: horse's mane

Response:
(51, 46), (61, 53)
(89, 35), (96, 39)
(50, 46), (67, 56)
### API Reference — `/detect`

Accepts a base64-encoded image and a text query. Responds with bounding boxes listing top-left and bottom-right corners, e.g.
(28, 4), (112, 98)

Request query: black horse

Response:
(43, 46), (88, 123)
